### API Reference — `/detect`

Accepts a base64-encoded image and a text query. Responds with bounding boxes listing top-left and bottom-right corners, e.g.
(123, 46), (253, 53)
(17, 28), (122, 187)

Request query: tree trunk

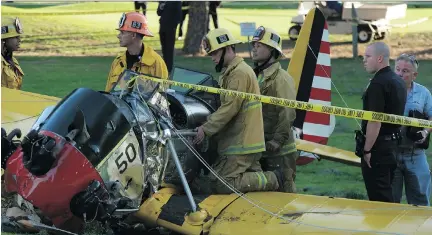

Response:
(182, 1), (208, 55)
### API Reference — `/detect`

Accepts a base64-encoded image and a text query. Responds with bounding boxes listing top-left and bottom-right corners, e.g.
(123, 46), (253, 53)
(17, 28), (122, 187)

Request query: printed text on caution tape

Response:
(137, 75), (432, 129)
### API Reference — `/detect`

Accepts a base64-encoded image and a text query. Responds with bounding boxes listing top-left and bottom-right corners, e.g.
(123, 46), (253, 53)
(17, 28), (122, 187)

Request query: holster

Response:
(354, 130), (365, 158)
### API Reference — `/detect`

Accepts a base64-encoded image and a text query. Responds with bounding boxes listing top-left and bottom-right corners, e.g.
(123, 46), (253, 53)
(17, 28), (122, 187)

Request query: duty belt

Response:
(377, 131), (401, 141)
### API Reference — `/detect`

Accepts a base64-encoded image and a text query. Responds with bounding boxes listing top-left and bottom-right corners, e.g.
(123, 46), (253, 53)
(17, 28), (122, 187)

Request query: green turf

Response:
(2, 2), (432, 56)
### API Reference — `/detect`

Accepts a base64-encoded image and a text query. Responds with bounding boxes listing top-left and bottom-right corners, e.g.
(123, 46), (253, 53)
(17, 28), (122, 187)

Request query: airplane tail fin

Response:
(287, 8), (335, 166)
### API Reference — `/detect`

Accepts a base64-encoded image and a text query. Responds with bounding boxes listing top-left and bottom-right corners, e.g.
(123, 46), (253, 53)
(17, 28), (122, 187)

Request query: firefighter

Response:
(250, 26), (298, 193)
(194, 28), (283, 194)
(106, 12), (168, 92)
(1, 17), (24, 90)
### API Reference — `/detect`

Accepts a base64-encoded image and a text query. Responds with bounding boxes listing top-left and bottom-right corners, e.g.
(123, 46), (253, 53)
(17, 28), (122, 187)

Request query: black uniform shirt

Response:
(157, 1), (182, 32)
(361, 66), (407, 135)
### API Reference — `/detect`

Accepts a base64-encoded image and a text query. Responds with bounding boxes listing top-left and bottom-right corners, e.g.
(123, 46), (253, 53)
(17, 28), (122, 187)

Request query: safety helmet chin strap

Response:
(1, 41), (13, 60)
(215, 47), (227, 73)
(253, 49), (279, 76)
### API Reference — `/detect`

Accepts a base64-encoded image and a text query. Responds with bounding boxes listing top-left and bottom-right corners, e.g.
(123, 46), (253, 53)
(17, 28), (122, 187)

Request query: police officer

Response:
(250, 26), (298, 193)
(360, 42), (407, 203)
(193, 28), (283, 194)
(1, 17), (24, 90)
(106, 12), (168, 92)
(157, 1), (182, 73)
(392, 53), (432, 206)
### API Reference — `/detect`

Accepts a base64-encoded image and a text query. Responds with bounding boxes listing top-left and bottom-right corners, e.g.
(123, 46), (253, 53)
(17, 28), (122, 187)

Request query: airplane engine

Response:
(162, 91), (220, 186)
(2, 87), (161, 232)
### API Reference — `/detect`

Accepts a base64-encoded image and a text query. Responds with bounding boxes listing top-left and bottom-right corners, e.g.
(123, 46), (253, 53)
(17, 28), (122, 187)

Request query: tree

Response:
(182, 1), (208, 55)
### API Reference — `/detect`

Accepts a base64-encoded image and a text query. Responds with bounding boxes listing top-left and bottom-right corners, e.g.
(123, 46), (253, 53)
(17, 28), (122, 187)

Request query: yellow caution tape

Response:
(136, 75), (432, 129)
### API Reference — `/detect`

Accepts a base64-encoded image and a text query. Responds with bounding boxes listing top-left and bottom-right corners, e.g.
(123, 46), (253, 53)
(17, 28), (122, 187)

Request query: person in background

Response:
(178, 1), (189, 40)
(157, 1), (182, 73)
(1, 17), (24, 90)
(326, 1), (343, 15)
(392, 53), (432, 206)
(207, 1), (221, 32)
(134, 1), (147, 16)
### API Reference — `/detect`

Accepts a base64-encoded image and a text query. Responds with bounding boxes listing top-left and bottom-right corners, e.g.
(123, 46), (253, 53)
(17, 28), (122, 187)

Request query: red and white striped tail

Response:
(297, 22), (335, 165)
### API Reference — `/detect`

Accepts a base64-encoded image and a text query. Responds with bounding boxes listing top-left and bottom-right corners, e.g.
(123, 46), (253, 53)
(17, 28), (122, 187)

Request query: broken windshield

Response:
(169, 67), (215, 93)
(111, 69), (160, 95)
(111, 70), (170, 119)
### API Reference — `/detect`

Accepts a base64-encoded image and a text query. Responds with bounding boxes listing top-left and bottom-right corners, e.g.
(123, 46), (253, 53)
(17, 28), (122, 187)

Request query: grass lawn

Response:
(2, 2), (432, 57)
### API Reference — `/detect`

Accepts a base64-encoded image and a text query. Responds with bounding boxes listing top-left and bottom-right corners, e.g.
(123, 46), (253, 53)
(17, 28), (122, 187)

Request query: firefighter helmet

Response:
(202, 28), (242, 54)
(117, 12), (153, 37)
(1, 17), (24, 40)
(251, 26), (285, 58)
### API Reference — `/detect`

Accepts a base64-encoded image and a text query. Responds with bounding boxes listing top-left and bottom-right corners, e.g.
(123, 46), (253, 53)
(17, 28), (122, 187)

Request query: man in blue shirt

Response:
(392, 53), (432, 206)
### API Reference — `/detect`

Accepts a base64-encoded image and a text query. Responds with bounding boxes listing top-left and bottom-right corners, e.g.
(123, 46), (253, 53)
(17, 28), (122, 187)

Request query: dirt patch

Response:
(14, 33), (432, 60)
(174, 32), (432, 60)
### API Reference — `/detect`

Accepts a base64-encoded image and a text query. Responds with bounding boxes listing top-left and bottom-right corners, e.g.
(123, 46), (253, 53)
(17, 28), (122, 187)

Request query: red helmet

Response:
(117, 12), (153, 37)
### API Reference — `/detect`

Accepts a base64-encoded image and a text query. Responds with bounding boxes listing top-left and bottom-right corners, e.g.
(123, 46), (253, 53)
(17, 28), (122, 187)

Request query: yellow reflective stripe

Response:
(221, 142), (266, 155)
(260, 172), (268, 189)
(255, 172), (263, 190)
(257, 74), (265, 88)
(242, 100), (261, 112)
(276, 143), (297, 156)
(254, 172), (267, 190)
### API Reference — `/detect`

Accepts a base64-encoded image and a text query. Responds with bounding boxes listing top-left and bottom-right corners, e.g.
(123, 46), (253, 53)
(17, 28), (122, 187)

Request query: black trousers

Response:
(178, 10), (188, 38)
(134, 2), (147, 15)
(159, 28), (176, 73)
(207, 13), (219, 32)
(361, 139), (398, 203)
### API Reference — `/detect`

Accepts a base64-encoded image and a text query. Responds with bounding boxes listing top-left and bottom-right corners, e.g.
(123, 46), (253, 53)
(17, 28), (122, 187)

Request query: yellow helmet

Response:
(1, 17), (24, 40)
(251, 26), (284, 58)
(202, 28), (242, 54)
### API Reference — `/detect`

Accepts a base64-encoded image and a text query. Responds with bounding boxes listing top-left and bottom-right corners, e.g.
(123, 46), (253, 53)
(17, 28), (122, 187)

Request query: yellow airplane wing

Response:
(135, 188), (432, 235)
(1, 87), (60, 137)
(296, 139), (360, 166)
